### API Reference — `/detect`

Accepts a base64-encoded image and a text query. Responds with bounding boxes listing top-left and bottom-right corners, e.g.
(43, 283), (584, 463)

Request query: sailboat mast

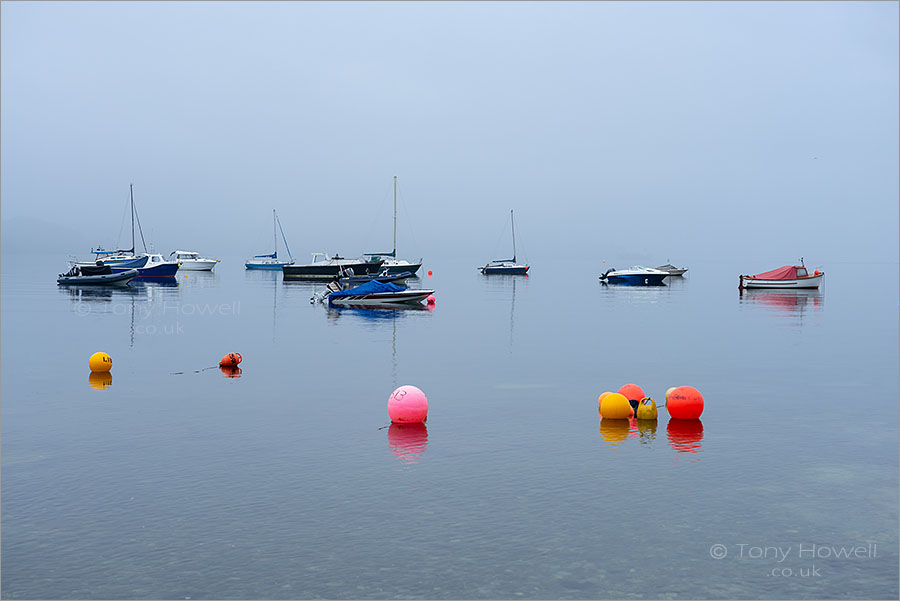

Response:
(129, 183), (135, 254)
(393, 175), (397, 256)
(510, 209), (516, 263)
(273, 209), (277, 255)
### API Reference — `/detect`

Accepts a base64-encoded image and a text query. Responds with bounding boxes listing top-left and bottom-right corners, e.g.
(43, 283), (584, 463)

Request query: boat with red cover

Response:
(739, 258), (823, 289)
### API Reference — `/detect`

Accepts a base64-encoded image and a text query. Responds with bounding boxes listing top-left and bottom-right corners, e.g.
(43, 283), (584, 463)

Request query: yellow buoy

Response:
(636, 397), (658, 420)
(89, 352), (112, 373)
(599, 392), (632, 419)
(88, 372), (113, 390)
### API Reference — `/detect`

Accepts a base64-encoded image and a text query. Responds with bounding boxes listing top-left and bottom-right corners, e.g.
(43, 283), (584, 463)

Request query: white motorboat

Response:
(656, 263), (688, 276)
(170, 250), (218, 271)
(739, 259), (823, 289)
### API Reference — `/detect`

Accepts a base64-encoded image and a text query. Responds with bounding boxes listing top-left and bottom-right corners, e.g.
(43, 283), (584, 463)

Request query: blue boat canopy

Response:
(254, 252), (277, 258)
(329, 280), (406, 298)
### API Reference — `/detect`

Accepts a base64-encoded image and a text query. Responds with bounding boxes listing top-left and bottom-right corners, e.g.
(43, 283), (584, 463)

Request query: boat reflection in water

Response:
(220, 365), (242, 378)
(387, 422), (428, 464)
(88, 372), (113, 390)
(325, 302), (432, 324)
(739, 288), (822, 317)
(667, 419), (704, 454)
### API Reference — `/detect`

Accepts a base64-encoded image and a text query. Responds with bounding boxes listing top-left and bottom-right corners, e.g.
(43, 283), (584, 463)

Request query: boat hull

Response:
(284, 260), (384, 280)
(328, 289), (434, 306)
(740, 274), (823, 289)
(76, 255), (149, 269)
(480, 265), (529, 275)
(58, 269), (138, 286)
(246, 261), (293, 270)
(111, 263), (180, 278)
(339, 271), (413, 285)
(178, 260), (217, 271)
(606, 274), (667, 285)
(381, 261), (422, 275)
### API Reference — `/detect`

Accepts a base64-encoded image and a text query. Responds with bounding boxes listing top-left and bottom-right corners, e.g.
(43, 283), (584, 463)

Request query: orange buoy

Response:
(219, 352), (242, 367)
(666, 386), (704, 419)
(597, 391), (613, 409)
(428, 270), (433, 276)
(618, 383), (645, 401)
(600, 392), (632, 419)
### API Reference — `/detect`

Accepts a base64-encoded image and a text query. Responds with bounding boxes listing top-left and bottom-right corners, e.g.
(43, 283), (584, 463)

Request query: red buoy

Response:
(219, 352), (242, 367)
(617, 383), (645, 401)
(666, 386), (704, 419)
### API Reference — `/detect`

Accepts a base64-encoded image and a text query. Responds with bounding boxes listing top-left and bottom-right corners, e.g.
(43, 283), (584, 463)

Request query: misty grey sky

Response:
(2, 1), (897, 268)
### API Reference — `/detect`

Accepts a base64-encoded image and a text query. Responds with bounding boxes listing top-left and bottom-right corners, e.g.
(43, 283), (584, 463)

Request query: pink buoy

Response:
(426, 294), (436, 305)
(388, 385), (429, 423)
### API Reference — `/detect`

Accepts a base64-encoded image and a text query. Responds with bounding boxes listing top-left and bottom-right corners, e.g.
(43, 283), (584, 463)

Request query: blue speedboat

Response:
(599, 266), (668, 286)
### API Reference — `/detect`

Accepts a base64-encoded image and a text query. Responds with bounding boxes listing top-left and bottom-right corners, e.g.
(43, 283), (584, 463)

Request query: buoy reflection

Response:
(88, 371), (112, 390)
(599, 418), (630, 448)
(387, 422), (428, 464)
(667, 419), (704, 453)
(636, 419), (657, 444)
(220, 365), (242, 378)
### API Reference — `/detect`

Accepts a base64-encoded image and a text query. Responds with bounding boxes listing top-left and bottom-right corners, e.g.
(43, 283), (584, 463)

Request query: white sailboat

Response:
(364, 176), (423, 275)
(245, 210), (294, 270)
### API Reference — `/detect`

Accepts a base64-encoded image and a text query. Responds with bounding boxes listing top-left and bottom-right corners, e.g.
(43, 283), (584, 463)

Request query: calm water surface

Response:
(2, 254), (898, 599)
